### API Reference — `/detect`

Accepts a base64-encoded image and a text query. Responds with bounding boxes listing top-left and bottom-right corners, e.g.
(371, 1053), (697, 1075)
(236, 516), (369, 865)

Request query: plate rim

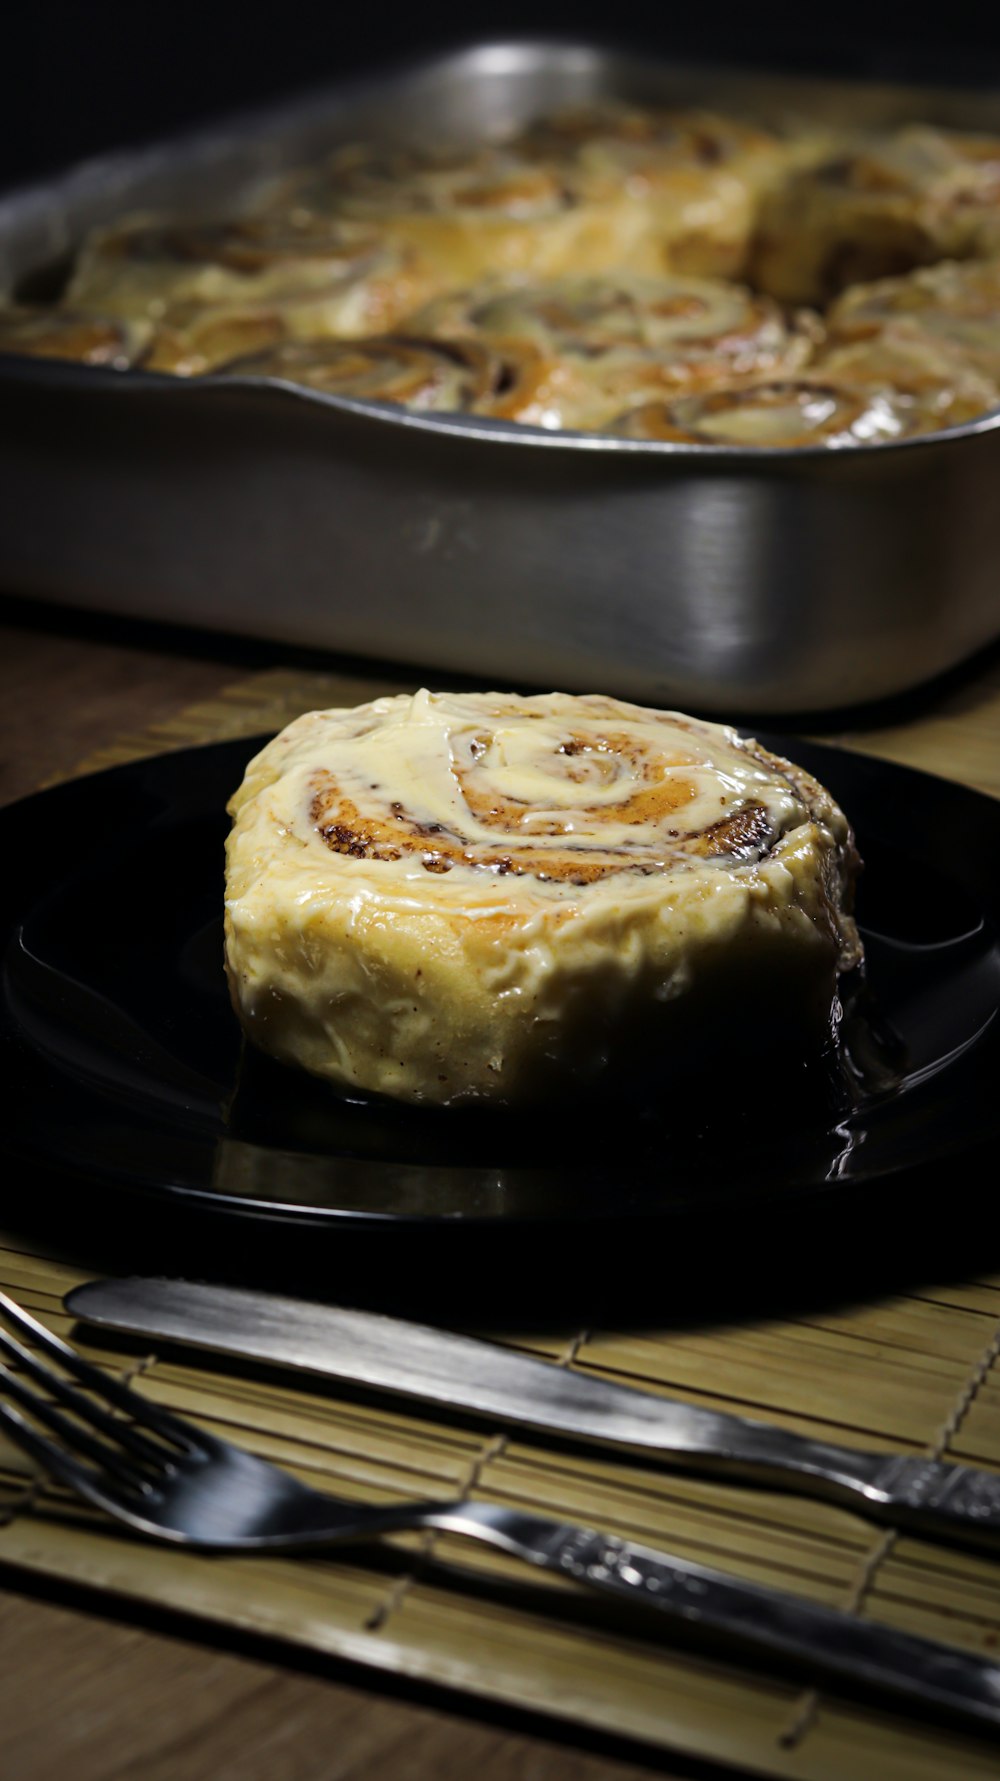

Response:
(2, 728), (998, 1231)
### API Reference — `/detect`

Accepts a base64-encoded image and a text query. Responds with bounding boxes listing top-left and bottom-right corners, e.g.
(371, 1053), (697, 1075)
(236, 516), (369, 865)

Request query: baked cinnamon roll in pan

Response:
(293, 140), (659, 285)
(219, 332), (534, 413)
(512, 103), (791, 278)
(749, 125), (1000, 306)
(412, 274), (819, 428)
(68, 212), (431, 355)
(0, 306), (150, 367)
(5, 97), (1000, 444)
(815, 334), (999, 423)
(825, 258), (1000, 388)
(69, 211), (379, 311)
(224, 690), (862, 1107)
(609, 355), (995, 447)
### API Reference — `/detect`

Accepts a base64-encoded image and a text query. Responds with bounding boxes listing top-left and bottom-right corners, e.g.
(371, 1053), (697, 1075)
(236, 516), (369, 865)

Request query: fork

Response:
(2, 1290), (1000, 1736)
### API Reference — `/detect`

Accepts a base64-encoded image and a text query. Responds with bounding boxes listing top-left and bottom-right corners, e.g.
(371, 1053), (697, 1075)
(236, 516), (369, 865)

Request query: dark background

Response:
(4, 2), (1000, 190)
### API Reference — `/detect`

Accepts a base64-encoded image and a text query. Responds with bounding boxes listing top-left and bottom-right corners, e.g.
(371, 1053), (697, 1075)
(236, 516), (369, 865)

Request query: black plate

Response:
(1, 734), (998, 1231)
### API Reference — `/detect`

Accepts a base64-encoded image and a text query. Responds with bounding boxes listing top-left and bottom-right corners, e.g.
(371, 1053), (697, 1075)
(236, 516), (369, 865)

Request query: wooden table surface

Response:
(1, 592), (998, 1781)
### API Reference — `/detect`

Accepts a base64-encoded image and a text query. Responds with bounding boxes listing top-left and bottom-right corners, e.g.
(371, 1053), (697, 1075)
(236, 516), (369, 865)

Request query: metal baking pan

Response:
(2, 40), (1000, 714)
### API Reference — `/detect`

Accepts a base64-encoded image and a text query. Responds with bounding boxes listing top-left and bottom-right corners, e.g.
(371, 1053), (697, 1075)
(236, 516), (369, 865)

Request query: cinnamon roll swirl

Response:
(141, 304), (288, 374)
(606, 359), (989, 447)
(67, 211), (423, 325)
(412, 274), (819, 428)
(224, 690), (861, 1107)
(293, 140), (657, 286)
(218, 332), (537, 413)
(514, 103), (788, 278)
(749, 125), (1000, 305)
(825, 257), (1000, 389)
(66, 211), (429, 367)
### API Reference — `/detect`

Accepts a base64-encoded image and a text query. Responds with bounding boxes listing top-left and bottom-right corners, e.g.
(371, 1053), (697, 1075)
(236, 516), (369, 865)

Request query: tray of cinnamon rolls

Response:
(1, 42), (999, 709)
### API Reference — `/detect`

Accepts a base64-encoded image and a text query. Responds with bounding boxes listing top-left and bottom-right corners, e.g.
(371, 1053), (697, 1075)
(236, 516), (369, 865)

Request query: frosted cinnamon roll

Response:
(412, 273), (819, 428)
(750, 125), (1000, 304)
(815, 333), (998, 427)
(142, 302), (290, 374)
(825, 258), (1000, 389)
(67, 211), (428, 343)
(141, 261), (438, 376)
(293, 140), (657, 285)
(514, 103), (788, 278)
(224, 689), (862, 1106)
(218, 331), (539, 413)
(606, 365), (986, 447)
(0, 305), (149, 367)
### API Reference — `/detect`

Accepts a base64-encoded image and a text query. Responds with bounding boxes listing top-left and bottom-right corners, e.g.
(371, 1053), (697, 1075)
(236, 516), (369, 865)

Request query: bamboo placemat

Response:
(3, 663), (1000, 1781)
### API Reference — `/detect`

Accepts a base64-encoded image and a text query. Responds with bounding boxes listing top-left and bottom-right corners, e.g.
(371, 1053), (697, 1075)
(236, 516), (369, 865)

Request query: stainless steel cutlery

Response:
(3, 1286), (1000, 1735)
(66, 1276), (1000, 1554)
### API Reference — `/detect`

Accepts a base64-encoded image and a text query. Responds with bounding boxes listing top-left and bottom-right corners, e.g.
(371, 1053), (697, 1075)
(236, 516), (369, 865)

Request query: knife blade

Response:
(66, 1276), (1000, 1554)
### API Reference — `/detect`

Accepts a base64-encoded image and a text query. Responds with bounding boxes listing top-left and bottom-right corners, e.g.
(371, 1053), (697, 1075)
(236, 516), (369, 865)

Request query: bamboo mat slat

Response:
(4, 662), (1000, 1780)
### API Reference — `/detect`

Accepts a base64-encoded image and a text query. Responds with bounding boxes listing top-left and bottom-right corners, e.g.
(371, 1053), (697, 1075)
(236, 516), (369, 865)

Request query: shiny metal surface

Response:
(5, 1287), (1000, 1732)
(2, 43), (1000, 711)
(67, 1277), (1000, 1554)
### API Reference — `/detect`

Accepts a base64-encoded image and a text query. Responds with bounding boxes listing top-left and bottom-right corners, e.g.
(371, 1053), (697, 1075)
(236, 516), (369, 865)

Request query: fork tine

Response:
(0, 1289), (198, 1449)
(0, 1326), (176, 1468)
(0, 1399), (101, 1499)
(0, 1359), (152, 1490)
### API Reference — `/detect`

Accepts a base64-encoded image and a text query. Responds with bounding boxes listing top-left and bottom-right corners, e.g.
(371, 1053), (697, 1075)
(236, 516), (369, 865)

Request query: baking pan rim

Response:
(3, 349), (1000, 461)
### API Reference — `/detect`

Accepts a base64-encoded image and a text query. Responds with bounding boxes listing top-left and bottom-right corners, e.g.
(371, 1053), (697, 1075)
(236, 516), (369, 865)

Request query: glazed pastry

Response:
(412, 273), (820, 428)
(513, 103), (789, 277)
(26, 102), (1000, 445)
(67, 210), (430, 352)
(750, 125), (1000, 304)
(142, 303), (293, 374)
(605, 364), (987, 447)
(825, 257), (1000, 388)
(224, 689), (862, 1107)
(140, 253), (440, 375)
(815, 332), (998, 425)
(291, 139), (659, 285)
(219, 331), (541, 413)
(0, 305), (149, 367)
(141, 268), (440, 375)
(607, 381), (904, 447)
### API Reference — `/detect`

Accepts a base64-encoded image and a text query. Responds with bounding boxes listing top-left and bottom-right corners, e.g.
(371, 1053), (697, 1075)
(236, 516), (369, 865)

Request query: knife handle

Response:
(437, 1502), (1000, 1733)
(859, 1454), (1000, 1548)
(695, 1427), (1000, 1554)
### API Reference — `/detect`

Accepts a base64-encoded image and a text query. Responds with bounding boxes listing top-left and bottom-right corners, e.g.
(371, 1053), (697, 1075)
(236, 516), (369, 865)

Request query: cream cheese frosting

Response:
(224, 689), (862, 1105)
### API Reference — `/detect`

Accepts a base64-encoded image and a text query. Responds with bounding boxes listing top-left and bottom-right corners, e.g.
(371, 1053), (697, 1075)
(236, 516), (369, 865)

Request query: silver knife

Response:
(66, 1276), (1000, 1553)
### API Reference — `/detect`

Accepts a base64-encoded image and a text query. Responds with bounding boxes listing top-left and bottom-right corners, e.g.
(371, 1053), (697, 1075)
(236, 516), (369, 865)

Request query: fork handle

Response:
(423, 1501), (1000, 1733)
